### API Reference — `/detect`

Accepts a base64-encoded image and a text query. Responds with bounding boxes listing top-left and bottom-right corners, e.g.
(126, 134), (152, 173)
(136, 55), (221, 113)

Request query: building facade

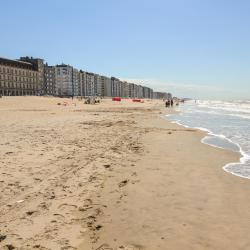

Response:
(20, 57), (44, 95)
(85, 72), (95, 96)
(0, 56), (170, 99)
(121, 81), (129, 97)
(100, 76), (111, 97)
(44, 65), (56, 95)
(111, 77), (122, 97)
(55, 65), (72, 96)
(153, 91), (170, 99)
(79, 70), (86, 96)
(72, 68), (80, 96)
(0, 57), (39, 96)
(94, 74), (102, 96)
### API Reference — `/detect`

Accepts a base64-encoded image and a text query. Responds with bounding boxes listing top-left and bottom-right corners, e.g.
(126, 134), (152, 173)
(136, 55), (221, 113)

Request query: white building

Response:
(55, 64), (79, 96)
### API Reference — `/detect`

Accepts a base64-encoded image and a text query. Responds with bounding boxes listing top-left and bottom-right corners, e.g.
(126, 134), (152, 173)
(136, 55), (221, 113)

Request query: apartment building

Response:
(153, 91), (170, 99)
(128, 83), (135, 98)
(44, 65), (56, 95)
(111, 77), (122, 97)
(101, 76), (111, 97)
(137, 85), (144, 98)
(85, 72), (95, 96)
(0, 57), (39, 96)
(79, 70), (86, 96)
(121, 81), (129, 97)
(94, 74), (102, 96)
(134, 84), (139, 98)
(143, 86), (153, 99)
(55, 64), (73, 96)
(143, 86), (149, 99)
(72, 68), (80, 96)
(20, 57), (44, 95)
(149, 88), (153, 99)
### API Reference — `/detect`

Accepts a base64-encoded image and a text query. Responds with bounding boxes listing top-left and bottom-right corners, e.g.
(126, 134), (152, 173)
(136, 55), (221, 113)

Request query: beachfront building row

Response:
(0, 56), (170, 99)
(0, 57), (42, 96)
(153, 92), (172, 100)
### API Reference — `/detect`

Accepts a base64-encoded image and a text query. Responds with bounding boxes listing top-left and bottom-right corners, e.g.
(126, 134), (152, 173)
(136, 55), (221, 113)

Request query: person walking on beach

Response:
(170, 99), (174, 107)
(165, 99), (170, 107)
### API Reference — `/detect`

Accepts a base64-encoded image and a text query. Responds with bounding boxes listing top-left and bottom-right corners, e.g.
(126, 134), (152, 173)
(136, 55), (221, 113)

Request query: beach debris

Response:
(16, 200), (24, 203)
(95, 224), (103, 230)
(112, 97), (121, 102)
(0, 235), (6, 242)
(119, 179), (129, 187)
(26, 210), (36, 216)
(103, 164), (111, 169)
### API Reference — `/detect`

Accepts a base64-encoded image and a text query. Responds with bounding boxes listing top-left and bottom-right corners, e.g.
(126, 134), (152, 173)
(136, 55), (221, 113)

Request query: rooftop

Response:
(0, 56), (33, 66)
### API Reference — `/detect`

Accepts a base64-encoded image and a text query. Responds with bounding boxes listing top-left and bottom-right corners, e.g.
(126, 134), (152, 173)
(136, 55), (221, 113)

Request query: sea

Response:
(167, 100), (250, 179)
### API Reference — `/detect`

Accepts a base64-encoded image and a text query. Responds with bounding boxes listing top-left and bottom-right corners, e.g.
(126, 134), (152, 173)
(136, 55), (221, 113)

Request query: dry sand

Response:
(0, 97), (249, 250)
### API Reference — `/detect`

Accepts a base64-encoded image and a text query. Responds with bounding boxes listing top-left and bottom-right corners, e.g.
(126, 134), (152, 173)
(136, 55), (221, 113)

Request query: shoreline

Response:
(0, 97), (248, 250)
(167, 113), (248, 180)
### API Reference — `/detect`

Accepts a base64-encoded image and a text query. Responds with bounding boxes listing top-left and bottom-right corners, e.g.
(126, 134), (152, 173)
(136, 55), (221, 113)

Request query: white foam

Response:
(164, 112), (250, 180)
(197, 100), (250, 115)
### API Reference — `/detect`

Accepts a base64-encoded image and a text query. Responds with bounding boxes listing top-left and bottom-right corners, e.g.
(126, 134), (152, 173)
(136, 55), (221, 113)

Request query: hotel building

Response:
(0, 57), (39, 96)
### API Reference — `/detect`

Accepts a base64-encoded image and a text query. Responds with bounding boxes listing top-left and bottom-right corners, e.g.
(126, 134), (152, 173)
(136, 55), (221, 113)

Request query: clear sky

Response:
(0, 0), (249, 100)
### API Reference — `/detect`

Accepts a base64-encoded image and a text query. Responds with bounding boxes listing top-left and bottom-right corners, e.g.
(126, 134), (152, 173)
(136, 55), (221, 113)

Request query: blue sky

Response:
(0, 0), (249, 99)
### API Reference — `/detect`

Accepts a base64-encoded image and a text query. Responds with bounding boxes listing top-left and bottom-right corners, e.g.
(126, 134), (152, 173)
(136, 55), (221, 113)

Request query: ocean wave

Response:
(166, 113), (250, 179)
(196, 100), (250, 115)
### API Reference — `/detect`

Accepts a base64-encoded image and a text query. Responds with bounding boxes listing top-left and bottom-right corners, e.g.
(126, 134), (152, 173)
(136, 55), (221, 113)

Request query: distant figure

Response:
(165, 100), (170, 107)
(170, 99), (174, 107)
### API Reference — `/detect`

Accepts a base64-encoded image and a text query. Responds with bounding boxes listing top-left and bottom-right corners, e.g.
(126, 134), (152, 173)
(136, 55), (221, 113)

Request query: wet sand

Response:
(0, 97), (248, 250)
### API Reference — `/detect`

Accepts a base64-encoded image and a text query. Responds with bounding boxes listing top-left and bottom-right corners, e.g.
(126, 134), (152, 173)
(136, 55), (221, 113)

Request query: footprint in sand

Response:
(118, 179), (129, 188)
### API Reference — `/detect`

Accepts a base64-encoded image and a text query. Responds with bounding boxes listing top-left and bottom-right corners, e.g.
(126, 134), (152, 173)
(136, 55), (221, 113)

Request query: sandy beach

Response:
(0, 97), (249, 250)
